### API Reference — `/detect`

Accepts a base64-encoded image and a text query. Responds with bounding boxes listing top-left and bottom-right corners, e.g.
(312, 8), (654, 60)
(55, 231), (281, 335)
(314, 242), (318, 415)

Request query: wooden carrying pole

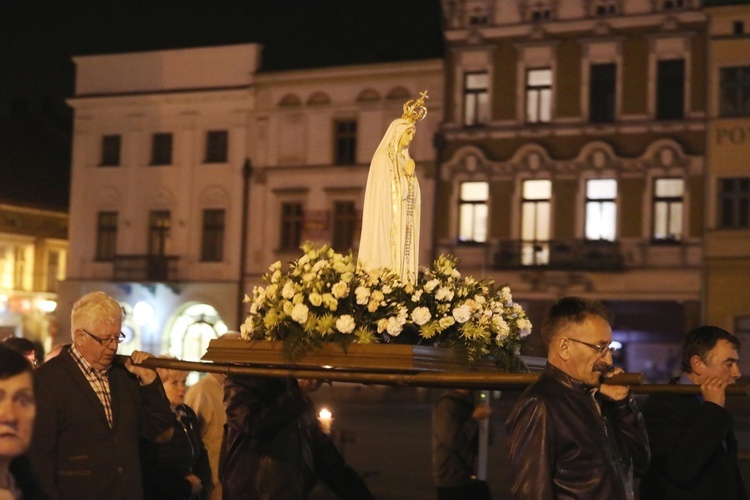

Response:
(126, 356), (747, 394)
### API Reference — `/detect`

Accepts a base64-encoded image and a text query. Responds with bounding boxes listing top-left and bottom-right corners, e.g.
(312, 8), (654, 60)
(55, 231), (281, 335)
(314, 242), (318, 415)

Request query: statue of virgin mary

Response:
(358, 91), (428, 283)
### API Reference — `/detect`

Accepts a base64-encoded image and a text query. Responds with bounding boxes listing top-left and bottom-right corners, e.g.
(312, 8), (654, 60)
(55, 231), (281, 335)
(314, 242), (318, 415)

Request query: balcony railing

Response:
(492, 239), (625, 272)
(113, 255), (180, 282)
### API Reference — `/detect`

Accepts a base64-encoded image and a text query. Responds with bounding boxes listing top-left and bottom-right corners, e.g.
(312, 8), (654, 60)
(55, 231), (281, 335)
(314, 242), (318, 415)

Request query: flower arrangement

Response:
(241, 243), (532, 368)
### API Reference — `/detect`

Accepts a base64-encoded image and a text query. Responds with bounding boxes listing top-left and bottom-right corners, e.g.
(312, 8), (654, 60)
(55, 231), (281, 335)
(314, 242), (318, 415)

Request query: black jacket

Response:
(640, 382), (747, 499)
(505, 363), (650, 500)
(141, 404), (213, 499)
(432, 390), (479, 488)
(29, 346), (174, 500)
(220, 376), (373, 500)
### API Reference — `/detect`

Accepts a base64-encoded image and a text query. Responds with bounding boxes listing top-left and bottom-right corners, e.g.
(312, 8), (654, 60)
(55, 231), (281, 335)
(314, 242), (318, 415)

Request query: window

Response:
(204, 130), (228, 163)
(151, 133), (173, 165)
(332, 201), (358, 252)
(589, 64), (616, 123)
(100, 135), (121, 166)
(528, 0), (552, 20)
(148, 210), (171, 255)
(720, 66), (750, 117)
(585, 179), (617, 241)
(521, 180), (551, 265)
(95, 211), (118, 261)
(593, 0), (617, 16)
(280, 202), (304, 250)
(46, 250), (60, 292)
(201, 209), (225, 262)
(718, 178), (749, 228)
(733, 21), (744, 36)
(526, 68), (552, 123)
(334, 120), (357, 165)
(656, 60), (685, 120)
(464, 72), (490, 126)
(458, 182), (489, 243)
(652, 178), (684, 241)
(660, 0), (686, 10)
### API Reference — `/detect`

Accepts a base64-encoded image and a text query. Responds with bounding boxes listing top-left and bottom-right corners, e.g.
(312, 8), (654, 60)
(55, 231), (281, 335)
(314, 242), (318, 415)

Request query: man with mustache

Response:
(640, 326), (745, 499)
(506, 296), (650, 499)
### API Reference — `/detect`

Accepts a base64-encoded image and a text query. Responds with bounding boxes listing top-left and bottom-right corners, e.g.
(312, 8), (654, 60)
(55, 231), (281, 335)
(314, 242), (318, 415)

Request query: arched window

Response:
(168, 303), (228, 384)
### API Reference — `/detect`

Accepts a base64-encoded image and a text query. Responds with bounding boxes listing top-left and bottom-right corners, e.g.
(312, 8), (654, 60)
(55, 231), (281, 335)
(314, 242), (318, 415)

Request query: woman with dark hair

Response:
(0, 344), (47, 499)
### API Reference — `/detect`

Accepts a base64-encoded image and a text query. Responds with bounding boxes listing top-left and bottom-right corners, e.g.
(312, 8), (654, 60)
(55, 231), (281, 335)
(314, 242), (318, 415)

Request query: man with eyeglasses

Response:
(29, 291), (173, 499)
(640, 325), (745, 499)
(506, 296), (649, 499)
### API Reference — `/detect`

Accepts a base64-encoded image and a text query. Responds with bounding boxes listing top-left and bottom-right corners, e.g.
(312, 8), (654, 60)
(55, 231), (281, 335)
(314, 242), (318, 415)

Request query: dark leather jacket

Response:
(506, 363), (650, 500)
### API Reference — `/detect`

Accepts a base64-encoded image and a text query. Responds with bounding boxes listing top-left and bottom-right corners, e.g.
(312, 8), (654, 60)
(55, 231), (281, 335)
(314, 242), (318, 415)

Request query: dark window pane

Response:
(589, 63), (616, 123)
(334, 120), (357, 165)
(717, 178), (750, 228)
(720, 66), (750, 117)
(205, 130), (228, 163)
(280, 203), (304, 250)
(657, 59), (685, 120)
(149, 210), (171, 255)
(95, 211), (118, 261)
(151, 133), (173, 165)
(201, 209), (225, 261)
(332, 201), (357, 252)
(100, 135), (121, 166)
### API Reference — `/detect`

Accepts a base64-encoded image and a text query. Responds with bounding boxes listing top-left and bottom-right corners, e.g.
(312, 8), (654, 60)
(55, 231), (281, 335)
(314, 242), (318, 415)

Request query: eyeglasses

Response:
(568, 337), (616, 357)
(81, 328), (126, 347)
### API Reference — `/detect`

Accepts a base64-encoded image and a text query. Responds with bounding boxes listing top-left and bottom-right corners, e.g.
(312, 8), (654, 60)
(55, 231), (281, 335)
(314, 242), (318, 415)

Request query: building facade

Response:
(704, 0), (750, 356)
(439, 0), (709, 377)
(0, 201), (68, 350)
(60, 44), (443, 361)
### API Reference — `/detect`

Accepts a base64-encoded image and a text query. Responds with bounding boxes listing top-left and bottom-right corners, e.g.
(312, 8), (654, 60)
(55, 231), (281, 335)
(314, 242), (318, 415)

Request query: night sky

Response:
(0, 0), (445, 209)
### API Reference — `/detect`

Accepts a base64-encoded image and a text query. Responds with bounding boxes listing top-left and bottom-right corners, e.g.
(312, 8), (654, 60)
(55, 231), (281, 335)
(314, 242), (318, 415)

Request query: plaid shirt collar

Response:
(70, 344), (111, 377)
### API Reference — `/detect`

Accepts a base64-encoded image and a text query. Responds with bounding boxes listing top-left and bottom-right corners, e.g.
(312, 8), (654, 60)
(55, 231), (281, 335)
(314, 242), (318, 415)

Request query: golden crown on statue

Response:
(402, 90), (429, 124)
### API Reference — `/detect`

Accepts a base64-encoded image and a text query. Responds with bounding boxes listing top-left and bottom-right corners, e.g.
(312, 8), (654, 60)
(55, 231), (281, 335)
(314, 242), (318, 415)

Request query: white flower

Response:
(377, 318), (388, 333)
(411, 290), (423, 302)
(371, 290), (385, 304)
(424, 279), (440, 293)
(332, 281), (349, 299)
(452, 304), (472, 324)
(283, 301), (294, 316)
(435, 287), (455, 302)
(382, 285), (392, 295)
(271, 269), (282, 283)
(518, 318), (532, 337)
(239, 316), (254, 339)
(243, 294), (252, 303)
(355, 286), (370, 305)
(312, 260), (327, 273)
(291, 303), (309, 324)
(282, 281), (296, 299)
(411, 307), (431, 326)
(309, 292), (322, 307)
(269, 260), (281, 272)
(323, 293), (338, 311)
(386, 316), (403, 336)
(451, 269), (461, 278)
(474, 294), (486, 305)
(438, 316), (455, 330)
(501, 286), (513, 306)
(493, 316), (510, 337)
(336, 315), (356, 334)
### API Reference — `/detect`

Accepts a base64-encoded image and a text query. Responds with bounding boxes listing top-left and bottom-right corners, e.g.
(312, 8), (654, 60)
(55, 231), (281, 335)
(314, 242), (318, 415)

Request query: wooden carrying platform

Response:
(202, 337), (499, 373)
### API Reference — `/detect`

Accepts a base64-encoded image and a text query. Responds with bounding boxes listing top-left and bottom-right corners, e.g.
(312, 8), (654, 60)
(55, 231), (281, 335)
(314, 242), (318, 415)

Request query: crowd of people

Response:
(0, 291), (747, 499)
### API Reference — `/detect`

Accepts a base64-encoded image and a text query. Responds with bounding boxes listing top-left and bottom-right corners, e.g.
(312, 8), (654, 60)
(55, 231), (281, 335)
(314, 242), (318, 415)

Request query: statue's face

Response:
(398, 127), (415, 149)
